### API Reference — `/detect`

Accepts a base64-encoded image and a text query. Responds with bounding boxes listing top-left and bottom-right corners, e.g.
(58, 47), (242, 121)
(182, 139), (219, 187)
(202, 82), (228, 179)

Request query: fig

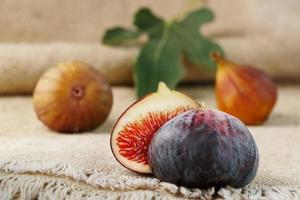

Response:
(214, 54), (277, 125)
(33, 61), (113, 133)
(148, 108), (259, 188)
(110, 82), (201, 173)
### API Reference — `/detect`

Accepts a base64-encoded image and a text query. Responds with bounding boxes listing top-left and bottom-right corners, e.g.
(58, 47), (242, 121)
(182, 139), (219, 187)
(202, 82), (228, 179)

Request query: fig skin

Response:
(148, 108), (259, 189)
(33, 61), (113, 133)
(214, 55), (277, 125)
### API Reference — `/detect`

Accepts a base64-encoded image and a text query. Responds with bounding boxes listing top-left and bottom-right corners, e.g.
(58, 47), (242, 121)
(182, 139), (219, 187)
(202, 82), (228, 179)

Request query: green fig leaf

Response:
(102, 27), (140, 45)
(134, 23), (184, 97)
(134, 8), (164, 38)
(180, 8), (214, 33)
(177, 8), (224, 67)
(102, 7), (224, 97)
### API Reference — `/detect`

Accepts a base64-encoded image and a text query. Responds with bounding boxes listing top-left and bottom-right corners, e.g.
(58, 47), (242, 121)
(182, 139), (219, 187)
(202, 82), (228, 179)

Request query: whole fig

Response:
(148, 108), (259, 188)
(214, 54), (277, 125)
(33, 61), (113, 133)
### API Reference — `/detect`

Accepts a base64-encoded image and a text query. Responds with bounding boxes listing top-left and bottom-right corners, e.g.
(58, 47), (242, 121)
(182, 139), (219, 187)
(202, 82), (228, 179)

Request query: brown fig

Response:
(214, 54), (277, 125)
(33, 61), (113, 133)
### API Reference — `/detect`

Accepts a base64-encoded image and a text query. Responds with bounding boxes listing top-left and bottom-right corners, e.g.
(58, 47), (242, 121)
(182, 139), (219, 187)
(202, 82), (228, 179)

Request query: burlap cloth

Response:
(0, 0), (300, 199)
(0, 85), (299, 199)
(1, 0), (300, 94)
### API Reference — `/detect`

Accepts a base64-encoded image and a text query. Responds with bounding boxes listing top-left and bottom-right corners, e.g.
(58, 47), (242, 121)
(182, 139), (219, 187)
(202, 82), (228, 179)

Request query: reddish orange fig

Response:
(214, 54), (277, 125)
(33, 61), (113, 133)
(111, 82), (201, 173)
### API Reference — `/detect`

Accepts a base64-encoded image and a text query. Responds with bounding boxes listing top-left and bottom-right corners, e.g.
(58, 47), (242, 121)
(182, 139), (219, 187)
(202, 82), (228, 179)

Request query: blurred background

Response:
(0, 0), (299, 94)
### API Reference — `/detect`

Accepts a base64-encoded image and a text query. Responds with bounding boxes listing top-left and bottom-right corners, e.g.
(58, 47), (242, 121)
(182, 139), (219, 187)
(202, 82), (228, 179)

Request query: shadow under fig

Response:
(93, 118), (116, 133)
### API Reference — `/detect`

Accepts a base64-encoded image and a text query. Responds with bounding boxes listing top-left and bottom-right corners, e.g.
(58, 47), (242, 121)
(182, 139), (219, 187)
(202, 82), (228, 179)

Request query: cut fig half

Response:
(111, 82), (201, 174)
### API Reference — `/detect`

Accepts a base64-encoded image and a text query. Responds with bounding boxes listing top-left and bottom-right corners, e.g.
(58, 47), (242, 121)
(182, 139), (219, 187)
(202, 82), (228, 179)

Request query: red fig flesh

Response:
(111, 82), (201, 173)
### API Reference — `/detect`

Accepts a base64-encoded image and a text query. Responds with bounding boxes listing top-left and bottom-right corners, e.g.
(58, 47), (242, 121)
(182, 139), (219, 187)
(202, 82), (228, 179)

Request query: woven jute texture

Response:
(1, 0), (300, 94)
(0, 0), (300, 198)
(0, 85), (300, 199)
(0, 41), (300, 95)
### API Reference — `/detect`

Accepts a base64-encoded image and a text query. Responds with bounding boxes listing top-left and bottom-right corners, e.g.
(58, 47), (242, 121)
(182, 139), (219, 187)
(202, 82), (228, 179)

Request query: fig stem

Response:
(211, 52), (237, 69)
(157, 82), (171, 95)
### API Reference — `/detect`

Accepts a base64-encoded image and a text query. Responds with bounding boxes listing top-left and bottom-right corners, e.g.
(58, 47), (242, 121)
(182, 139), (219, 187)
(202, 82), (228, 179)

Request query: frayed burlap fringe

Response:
(0, 172), (182, 200)
(0, 161), (300, 199)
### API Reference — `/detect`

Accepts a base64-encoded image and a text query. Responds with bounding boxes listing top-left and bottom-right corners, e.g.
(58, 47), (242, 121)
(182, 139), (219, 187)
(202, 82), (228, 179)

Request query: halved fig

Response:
(110, 82), (201, 174)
